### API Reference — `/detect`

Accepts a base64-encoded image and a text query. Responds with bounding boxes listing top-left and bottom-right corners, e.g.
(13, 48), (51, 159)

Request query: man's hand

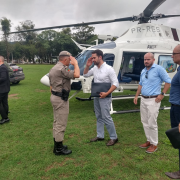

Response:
(99, 92), (108, 99)
(155, 94), (164, 103)
(86, 57), (93, 67)
(133, 96), (138, 105)
(70, 56), (78, 66)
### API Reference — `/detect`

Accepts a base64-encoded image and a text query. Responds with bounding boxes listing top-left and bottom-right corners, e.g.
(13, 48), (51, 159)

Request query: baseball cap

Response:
(59, 51), (71, 57)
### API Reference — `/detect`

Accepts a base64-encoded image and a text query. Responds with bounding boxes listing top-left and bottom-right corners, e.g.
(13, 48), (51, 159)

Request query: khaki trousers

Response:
(140, 97), (161, 146)
(50, 95), (69, 142)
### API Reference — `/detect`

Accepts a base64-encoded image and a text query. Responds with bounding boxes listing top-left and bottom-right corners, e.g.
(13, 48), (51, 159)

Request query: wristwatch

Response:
(161, 92), (165, 95)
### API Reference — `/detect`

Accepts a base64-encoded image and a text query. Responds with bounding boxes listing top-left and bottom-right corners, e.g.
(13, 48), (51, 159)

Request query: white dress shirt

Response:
(83, 62), (119, 88)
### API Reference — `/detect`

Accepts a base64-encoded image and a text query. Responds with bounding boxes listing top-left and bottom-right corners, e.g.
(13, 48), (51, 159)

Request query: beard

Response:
(94, 61), (99, 66)
(145, 62), (153, 68)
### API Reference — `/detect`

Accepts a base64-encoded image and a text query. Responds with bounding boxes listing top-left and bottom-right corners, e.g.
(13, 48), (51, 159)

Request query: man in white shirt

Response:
(83, 49), (119, 146)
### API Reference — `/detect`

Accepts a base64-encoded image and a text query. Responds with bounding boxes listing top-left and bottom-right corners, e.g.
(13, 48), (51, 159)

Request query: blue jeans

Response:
(170, 104), (180, 169)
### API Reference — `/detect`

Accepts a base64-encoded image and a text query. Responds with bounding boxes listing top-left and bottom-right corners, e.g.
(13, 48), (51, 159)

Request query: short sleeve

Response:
(61, 66), (74, 79)
(158, 66), (171, 84)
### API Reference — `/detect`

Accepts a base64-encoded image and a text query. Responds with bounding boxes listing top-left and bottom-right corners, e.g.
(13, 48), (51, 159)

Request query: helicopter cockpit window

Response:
(158, 55), (177, 73)
(69, 50), (94, 75)
(103, 53), (115, 67)
(91, 42), (116, 49)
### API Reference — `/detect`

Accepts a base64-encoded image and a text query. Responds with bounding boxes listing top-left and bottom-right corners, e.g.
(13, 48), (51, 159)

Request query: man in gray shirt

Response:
(83, 49), (119, 146)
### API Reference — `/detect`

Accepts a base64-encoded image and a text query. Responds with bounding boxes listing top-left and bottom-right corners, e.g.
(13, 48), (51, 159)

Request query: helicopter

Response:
(9, 0), (180, 114)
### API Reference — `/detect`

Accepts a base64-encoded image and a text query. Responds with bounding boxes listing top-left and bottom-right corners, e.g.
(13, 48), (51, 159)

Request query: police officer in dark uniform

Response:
(49, 51), (80, 155)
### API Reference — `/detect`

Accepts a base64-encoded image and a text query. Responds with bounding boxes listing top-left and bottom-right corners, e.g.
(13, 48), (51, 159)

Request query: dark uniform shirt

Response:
(169, 66), (180, 105)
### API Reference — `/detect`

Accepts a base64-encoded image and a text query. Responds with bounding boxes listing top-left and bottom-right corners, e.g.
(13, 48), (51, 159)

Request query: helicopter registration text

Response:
(131, 26), (161, 33)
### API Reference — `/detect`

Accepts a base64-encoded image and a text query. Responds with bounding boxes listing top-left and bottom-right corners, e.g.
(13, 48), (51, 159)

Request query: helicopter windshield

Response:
(69, 50), (94, 75)
(90, 42), (116, 49)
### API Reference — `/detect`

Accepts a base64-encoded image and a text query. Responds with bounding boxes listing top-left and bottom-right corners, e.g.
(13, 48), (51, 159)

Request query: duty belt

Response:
(171, 103), (180, 106)
(51, 90), (62, 97)
(142, 95), (158, 99)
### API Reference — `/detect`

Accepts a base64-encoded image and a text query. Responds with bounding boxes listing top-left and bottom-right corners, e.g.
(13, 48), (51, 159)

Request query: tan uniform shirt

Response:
(49, 61), (74, 92)
(49, 61), (74, 114)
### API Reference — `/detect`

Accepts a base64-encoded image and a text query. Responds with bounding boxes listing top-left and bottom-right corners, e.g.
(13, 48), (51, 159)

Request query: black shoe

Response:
(90, 137), (104, 142)
(54, 141), (72, 155)
(0, 118), (10, 124)
(165, 171), (180, 179)
(55, 147), (72, 155)
(53, 138), (67, 153)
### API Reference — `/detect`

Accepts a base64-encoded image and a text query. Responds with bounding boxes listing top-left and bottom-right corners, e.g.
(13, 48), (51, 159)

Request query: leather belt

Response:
(171, 103), (180, 106)
(142, 95), (158, 99)
(51, 90), (62, 97)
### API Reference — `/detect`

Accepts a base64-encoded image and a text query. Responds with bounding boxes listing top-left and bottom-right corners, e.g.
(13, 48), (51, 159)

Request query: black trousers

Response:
(0, 93), (9, 119)
(170, 104), (180, 170)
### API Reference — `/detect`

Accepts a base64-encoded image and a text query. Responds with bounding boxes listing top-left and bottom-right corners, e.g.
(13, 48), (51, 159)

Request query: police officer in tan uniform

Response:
(49, 51), (80, 155)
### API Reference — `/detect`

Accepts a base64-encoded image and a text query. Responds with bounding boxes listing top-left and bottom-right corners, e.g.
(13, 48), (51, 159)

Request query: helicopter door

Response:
(119, 52), (146, 83)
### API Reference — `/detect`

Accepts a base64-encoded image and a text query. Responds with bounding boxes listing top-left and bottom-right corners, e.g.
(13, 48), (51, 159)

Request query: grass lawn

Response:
(0, 64), (178, 180)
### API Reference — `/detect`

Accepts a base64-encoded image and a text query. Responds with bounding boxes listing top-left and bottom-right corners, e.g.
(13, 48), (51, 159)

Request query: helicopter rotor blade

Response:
(156, 14), (180, 19)
(143, 0), (166, 18)
(8, 17), (133, 34)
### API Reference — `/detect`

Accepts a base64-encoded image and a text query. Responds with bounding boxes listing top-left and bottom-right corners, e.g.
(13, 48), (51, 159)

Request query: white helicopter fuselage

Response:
(40, 23), (180, 93)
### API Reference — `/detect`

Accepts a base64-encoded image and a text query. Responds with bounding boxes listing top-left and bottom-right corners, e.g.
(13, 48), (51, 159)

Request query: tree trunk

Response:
(5, 35), (9, 62)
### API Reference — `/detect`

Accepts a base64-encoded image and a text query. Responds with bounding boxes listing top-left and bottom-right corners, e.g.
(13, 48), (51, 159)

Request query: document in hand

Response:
(165, 126), (180, 149)
(91, 82), (111, 97)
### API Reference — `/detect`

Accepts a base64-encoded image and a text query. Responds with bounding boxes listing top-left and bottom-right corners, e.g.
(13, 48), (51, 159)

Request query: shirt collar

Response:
(99, 62), (106, 69)
(177, 66), (180, 71)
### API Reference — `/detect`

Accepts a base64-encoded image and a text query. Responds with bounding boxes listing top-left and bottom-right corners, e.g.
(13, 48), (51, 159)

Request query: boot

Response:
(54, 141), (72, 155)
(53, 138), (67, 153)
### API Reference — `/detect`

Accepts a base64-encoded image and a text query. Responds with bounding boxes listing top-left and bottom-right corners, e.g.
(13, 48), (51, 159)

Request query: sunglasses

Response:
(145, 71), (148, 79)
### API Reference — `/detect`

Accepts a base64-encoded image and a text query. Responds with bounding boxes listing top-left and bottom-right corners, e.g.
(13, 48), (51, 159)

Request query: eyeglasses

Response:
(172, 53), (180, 56)
(145, 71), (148, 79)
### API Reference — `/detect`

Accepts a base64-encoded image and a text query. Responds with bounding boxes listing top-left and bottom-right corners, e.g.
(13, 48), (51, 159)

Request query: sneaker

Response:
(139, 141), (150, 148)
(146, 144), (158, 153)
(90, 137), (104, 142)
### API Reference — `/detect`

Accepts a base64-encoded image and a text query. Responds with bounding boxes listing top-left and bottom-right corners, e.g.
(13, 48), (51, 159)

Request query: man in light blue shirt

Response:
(134, 52), (171, 153)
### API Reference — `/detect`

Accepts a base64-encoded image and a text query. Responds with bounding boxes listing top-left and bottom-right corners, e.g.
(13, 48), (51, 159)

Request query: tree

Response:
(72, 24), (97, 44)
(0, 17), (11, 62)
(15, 20), (37, 44)
(15, 20), (37, 63)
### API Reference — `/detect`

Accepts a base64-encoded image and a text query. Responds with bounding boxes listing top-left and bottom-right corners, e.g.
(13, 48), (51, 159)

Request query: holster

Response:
(61, 89), (70, 101)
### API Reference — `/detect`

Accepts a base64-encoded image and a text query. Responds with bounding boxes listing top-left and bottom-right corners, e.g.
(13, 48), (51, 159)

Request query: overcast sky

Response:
(0, 0), (180, 37)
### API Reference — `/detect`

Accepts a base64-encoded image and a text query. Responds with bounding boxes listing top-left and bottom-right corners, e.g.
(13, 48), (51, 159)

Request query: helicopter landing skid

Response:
(110, 94), (170, 114)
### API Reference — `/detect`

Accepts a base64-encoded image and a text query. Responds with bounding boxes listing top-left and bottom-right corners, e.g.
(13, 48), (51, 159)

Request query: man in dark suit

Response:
(0, 56), (10, 124)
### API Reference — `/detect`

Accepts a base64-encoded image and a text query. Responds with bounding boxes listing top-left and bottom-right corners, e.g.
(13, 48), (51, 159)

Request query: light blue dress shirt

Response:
(139, 64), (171, 96)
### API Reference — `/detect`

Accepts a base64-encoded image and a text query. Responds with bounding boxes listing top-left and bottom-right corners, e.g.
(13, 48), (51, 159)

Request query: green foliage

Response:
(15, 20), (37, 44)
(0, 17), (12, 61)
(0, 17), (11, 35)
(0, 65), (177, 180)
(73, 24), (98, 44)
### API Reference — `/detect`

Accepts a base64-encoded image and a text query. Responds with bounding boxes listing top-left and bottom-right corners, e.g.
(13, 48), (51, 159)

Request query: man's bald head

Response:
(144, 52), (155, 70)
(172, 44), (180, 65)
(0, 56), (5, 65)
(145, 52), (154, 59)
(174, 44), (180, 53)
